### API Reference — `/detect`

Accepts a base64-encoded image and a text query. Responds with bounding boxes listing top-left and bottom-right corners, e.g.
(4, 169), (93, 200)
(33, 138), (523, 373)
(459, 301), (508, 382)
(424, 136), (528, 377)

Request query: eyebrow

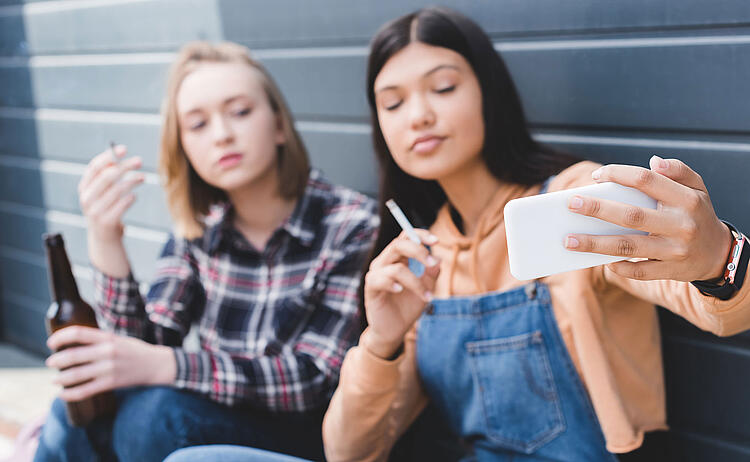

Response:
(375, 64), (460, 94)
(181, 95), (250, 116)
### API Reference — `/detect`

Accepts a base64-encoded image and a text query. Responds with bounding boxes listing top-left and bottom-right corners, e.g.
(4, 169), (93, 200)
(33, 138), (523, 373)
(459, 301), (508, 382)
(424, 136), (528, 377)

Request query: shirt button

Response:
(425, 304), (435, 315)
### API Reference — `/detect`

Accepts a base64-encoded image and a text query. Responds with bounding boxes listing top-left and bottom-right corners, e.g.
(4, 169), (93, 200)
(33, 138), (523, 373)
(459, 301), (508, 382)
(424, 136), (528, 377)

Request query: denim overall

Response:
(413, 179), (617, 462)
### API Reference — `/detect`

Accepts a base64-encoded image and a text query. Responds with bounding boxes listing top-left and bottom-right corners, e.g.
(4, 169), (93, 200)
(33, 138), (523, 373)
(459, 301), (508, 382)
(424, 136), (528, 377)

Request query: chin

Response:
(400, 159), (459, 182)
(205, 169), (251, 190)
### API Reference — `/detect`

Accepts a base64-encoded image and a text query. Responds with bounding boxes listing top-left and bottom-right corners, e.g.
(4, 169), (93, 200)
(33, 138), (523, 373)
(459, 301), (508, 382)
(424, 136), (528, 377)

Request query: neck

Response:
(226, 165), (297, 249)
(438, 160), (504, 237)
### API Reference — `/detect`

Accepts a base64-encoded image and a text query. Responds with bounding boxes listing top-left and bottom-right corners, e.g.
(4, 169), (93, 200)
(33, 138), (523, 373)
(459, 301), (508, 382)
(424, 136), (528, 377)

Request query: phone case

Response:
(504, 182), (658, 280)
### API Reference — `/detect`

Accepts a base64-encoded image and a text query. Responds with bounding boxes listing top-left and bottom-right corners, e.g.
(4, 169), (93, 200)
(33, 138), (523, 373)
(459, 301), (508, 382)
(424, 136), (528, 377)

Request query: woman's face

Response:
(176, 61), (285, 193)
(373, 42), (485, 181)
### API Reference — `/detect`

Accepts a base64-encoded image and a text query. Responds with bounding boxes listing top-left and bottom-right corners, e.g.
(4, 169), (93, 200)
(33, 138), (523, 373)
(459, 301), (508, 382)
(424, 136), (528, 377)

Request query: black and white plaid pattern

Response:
(93, 170), (378, 411)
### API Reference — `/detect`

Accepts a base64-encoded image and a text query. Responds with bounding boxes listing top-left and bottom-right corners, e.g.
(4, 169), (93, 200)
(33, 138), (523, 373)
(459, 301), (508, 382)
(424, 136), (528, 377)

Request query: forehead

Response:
(177, 61), (265, 113)
(374, 42), (470, 90)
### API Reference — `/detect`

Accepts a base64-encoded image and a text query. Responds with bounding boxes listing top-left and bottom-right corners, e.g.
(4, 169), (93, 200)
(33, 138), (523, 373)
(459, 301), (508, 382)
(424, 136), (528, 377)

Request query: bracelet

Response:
(691, 220), (748, 300)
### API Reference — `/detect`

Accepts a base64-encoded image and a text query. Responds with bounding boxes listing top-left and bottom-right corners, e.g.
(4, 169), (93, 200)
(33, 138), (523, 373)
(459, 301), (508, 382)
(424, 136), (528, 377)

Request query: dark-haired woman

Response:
(322, 7), (750, 462)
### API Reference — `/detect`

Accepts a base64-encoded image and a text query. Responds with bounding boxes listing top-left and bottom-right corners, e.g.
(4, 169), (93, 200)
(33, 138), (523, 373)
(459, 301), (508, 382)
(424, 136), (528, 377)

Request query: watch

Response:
(691, 221), (749, 300)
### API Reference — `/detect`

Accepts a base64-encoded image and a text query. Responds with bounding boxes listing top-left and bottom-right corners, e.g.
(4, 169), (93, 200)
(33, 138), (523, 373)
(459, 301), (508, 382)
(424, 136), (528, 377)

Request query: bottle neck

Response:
(45, 236), (81, 302)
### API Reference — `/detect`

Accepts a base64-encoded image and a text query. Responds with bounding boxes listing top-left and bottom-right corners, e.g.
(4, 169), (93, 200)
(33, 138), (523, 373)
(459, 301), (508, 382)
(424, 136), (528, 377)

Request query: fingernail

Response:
(565, 236), (579, 249)
(392, 283), (403, 293)
(591, 168), (603, 180)
(424, 291), (433, 302)
(426, 255), (438, 267)
(651, 155), (668, 170)
(569, 196), (583, 210)
(425, 234), (438, 244)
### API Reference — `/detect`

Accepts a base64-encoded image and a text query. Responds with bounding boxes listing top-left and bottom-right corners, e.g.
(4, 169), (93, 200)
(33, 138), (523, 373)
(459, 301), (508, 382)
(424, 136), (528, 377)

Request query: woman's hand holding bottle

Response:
(46, 326), (176, 402)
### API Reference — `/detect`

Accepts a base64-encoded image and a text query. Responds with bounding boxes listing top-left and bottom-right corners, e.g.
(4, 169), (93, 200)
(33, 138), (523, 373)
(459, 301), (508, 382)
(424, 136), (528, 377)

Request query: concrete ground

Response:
(0, 343), (57, 460)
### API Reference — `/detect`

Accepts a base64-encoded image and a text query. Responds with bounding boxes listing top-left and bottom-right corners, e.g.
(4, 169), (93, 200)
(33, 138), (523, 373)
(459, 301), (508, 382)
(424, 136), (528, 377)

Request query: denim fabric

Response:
(416, 282), (617, 461)
(164, 445), (311, 462)
(33, 386), (325, 462)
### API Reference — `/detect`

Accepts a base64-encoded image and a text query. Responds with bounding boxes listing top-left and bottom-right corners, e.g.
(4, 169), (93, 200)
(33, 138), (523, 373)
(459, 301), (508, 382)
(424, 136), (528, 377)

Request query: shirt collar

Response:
(204, 170), (322, 254)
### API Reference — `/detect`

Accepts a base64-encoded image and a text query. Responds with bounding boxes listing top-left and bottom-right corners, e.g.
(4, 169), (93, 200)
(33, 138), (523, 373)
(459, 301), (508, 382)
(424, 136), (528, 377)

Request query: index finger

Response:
(375, 233), (435, 268)
(47, 325), (109, 351)
(79, 145), (127, 192)
(412, 229), (438, 245)
(592, 164), (687, 205)
(649, 156), (707, 193)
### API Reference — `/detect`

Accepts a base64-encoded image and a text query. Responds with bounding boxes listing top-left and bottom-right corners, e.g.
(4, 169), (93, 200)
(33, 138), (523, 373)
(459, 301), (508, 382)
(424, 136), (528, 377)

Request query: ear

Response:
(275, 114), (286, 145)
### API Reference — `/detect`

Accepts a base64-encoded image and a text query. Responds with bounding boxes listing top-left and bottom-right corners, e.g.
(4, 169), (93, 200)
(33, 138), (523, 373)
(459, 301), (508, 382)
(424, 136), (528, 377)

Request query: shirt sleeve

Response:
(172, 208), (379, 410)
(93, 235), (203, 346)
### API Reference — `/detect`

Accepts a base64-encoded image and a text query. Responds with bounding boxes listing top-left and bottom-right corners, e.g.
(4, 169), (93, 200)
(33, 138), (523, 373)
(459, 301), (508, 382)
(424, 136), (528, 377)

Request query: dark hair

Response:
(359, 7), (578, 321)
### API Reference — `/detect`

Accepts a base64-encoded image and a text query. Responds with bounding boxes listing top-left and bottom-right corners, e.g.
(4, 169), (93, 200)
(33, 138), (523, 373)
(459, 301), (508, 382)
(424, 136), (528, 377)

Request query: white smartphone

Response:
(504, 182), (658, 280)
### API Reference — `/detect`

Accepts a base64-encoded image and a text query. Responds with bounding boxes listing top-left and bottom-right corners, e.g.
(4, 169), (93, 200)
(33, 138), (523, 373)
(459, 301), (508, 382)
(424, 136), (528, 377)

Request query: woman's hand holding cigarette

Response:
(78, 144), (144, 277)
(362, 229), (440, 360)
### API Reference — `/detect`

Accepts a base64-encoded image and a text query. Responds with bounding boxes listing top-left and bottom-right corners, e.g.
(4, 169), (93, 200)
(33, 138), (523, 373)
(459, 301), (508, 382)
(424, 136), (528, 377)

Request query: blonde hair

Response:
(159, 41), (310, 239)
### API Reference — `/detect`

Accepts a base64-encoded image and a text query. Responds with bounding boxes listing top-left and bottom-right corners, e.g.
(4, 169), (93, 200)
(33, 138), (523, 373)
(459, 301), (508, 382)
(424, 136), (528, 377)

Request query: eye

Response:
(188, 120), (206, 131)
(384, 100), (403, 111)
(233, 107), (251, 117)
(435, 85), (455, 94)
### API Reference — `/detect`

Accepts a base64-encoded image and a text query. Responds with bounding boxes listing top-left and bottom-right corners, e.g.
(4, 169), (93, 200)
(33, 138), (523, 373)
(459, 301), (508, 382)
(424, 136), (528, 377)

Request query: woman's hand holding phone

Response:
(566, 155), (733, 282)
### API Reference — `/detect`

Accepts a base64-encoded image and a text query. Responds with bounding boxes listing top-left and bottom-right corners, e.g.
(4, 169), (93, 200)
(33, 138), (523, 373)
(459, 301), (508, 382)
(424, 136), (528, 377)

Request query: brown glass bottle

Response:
(43, 233), (116, 427)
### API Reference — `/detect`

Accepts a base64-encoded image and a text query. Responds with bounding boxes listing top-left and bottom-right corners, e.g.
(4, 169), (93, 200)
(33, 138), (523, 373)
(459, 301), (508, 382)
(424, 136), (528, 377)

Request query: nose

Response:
(211, 114), (234, 146)
(408, 93), (436, 130)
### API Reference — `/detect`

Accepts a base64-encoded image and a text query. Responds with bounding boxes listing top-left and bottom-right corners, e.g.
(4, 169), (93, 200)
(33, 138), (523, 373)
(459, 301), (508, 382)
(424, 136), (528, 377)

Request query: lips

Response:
(411, 135), (445, 153)
(218, 153), (243, 168)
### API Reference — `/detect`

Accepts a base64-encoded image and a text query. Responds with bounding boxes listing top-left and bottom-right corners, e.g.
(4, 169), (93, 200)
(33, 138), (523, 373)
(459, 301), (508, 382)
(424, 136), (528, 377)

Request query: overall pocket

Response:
(466, 330), (564, 453)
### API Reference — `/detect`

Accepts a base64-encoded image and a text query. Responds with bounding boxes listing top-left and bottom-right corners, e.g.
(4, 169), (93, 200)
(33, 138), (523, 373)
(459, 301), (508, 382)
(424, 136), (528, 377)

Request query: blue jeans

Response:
(165, 445), (311, 462)
(33, 386), (325, 462)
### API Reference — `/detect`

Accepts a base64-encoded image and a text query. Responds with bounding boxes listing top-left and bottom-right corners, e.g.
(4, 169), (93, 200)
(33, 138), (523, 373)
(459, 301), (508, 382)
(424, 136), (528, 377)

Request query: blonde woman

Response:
(34, 42), (377, 462)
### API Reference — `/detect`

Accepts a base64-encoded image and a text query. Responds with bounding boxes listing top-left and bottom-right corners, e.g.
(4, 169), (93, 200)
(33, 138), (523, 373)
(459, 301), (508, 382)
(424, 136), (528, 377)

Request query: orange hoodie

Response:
(323, 161), (750, 461)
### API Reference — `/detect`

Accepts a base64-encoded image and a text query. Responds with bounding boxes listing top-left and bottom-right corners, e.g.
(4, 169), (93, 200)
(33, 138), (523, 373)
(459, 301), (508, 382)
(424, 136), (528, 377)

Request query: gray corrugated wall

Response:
(1, 0), (749, 459)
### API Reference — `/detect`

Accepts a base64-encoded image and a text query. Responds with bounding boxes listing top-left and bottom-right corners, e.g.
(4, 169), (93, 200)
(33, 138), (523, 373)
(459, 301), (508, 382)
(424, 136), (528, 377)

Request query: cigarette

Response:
(385, 199), (421, 245)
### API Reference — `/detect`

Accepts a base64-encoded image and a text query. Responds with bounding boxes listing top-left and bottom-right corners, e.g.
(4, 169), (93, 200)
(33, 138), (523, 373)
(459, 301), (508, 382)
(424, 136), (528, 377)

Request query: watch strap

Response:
(691, 221), (748, 300)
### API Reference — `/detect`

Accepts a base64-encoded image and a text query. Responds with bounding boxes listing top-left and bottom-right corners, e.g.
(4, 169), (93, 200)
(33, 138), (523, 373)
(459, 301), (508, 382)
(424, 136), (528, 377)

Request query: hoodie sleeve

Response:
(604, 266), (750, 336)
(323, 327), (429, 462)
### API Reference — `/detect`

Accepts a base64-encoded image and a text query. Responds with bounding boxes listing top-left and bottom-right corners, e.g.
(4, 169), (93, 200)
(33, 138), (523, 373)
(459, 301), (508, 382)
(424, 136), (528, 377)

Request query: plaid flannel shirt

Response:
(93, 170), (378, 412)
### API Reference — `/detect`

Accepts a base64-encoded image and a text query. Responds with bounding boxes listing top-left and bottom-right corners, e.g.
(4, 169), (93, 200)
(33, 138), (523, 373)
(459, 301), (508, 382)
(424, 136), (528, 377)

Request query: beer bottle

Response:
(43, 233), (116, 426)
